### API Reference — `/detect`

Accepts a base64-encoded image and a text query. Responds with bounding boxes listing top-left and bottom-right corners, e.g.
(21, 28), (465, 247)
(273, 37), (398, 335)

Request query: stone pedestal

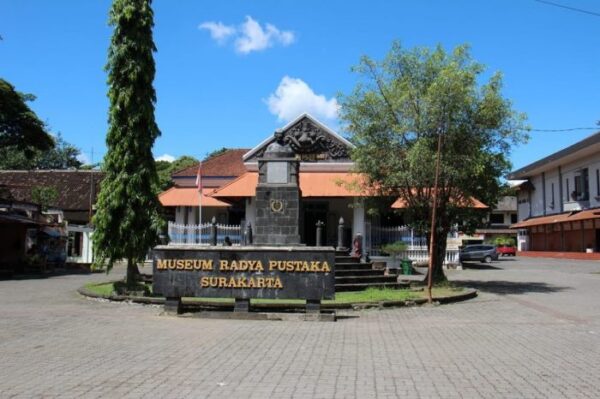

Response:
(254, 130), (302, 246)
(254, 184), (301, 245)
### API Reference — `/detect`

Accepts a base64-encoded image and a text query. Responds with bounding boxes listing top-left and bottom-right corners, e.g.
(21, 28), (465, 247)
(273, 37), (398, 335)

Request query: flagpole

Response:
(196, 161), (203, 243)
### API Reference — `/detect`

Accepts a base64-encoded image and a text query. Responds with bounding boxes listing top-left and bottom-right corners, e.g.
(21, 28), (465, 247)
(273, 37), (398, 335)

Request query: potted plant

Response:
(381, 241), (408, 270)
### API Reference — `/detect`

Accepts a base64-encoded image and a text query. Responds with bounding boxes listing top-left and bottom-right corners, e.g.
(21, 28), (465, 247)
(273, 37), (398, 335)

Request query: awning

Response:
(159, 187), (231, 207)
(565, 208), (600, 222)
(211, 172), (368, 198)
(511, 213), (572, 228)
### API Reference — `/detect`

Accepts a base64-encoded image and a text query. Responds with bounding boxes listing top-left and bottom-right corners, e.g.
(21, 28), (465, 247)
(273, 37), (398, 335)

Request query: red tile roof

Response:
(0, 170), (103, 212)
(391, 196), (488, 209)
(172, 149), (250, 178)
(159, 187), (230, 207)
(211, 172), (369, 198)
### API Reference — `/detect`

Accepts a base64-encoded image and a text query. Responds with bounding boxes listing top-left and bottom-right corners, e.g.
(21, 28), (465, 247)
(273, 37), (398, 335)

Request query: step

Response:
(335, 263), (375, 271)
(335, 268), (388, 276)
(335, 256), (360, 263)
(335, 282), (409, 292)
(396, 275), (427, 283)
(335, 275), (398, 284)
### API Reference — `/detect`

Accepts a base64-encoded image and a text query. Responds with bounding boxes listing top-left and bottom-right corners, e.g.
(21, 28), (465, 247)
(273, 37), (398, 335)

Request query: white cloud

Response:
(266, 76), (339, 123)
(199, 16), (295, 54)
(198, 21), (235, 44)
(235, 16), (295, 54)
(76, 152), (90, 165)
(156, 154), (176, 162)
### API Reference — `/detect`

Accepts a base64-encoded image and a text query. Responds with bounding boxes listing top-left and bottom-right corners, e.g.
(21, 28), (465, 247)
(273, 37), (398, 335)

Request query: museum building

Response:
(159, 114), (375, 249)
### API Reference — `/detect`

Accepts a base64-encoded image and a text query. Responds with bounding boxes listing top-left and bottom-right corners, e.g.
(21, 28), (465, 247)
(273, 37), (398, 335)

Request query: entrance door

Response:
(596, 229), (600, 252)
(302, 202), (328, 246)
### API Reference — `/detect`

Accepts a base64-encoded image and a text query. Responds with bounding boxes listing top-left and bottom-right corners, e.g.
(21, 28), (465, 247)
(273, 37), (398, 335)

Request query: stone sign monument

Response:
(153, 129), (335, 317)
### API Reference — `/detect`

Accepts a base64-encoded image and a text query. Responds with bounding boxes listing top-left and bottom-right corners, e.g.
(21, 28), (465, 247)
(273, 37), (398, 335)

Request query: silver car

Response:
(459, 244), (499, 263)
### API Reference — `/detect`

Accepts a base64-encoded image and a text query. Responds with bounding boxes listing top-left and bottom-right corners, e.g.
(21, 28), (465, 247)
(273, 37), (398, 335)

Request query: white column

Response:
(352, 200), (365, 239)
(187, 206), (196, 244)
(245, 197), (256, 229)
(175, 206), (185, 225)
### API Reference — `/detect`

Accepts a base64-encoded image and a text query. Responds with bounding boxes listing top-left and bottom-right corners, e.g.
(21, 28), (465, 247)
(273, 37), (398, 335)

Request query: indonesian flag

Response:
(195, 162), (203, 192)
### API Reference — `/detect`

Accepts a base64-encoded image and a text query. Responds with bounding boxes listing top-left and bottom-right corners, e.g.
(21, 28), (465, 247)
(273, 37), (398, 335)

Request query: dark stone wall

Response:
(254, 185), (301, 245)
(153, 246), (335, 300)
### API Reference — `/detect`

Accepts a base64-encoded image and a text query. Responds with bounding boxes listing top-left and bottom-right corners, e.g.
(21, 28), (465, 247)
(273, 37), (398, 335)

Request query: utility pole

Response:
(88, 147), (94, 224)
(427, 130), (443, 303)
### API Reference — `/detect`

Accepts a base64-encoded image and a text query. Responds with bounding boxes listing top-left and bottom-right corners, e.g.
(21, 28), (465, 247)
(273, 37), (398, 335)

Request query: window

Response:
(510, 213), (517, 224)
(566, 178), (570, 201)
(596, 169), (600, 196)
(574, 168), (589, 201)
(489, 213), (505, 224)
(550, 183), (555, 208)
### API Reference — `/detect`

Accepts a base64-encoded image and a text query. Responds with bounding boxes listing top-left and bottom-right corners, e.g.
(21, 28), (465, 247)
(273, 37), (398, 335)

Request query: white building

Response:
(509, 131), (600, 252)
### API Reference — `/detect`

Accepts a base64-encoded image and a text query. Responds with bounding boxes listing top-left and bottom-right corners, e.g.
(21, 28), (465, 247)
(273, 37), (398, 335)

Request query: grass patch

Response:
(325, 287), (418, 304)
(84, 282), (115, 296)
(84, 281), (151, 297)
(84, 282), (464, 305)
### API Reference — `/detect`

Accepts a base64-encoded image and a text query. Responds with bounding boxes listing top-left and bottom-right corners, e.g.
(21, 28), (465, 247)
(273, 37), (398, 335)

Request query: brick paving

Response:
(0, 258), (599, 398)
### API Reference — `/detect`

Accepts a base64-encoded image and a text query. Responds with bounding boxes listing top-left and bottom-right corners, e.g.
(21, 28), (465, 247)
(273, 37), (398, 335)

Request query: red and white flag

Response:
(195, 161), (203, 192)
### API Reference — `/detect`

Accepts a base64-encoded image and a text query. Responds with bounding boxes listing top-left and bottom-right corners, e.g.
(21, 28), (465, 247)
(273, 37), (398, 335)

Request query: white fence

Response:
(167, 221), (242, 245)
(369, 225), (428, 256)
(368, 224), (459, 265)
(400, 247), (459, 266)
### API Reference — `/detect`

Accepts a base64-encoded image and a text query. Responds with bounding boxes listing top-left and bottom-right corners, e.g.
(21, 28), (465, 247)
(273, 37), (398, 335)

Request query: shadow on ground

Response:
(0, 269), (93, 281)
(460, 262), (503, 270)
(455, 280), (570, 295)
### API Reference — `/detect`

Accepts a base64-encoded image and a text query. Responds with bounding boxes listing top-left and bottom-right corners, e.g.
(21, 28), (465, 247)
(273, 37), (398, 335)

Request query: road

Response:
(1, 257), (599, 398)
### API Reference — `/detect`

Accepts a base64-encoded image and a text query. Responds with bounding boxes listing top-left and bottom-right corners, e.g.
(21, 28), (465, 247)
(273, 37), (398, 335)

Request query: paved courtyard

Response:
(1, 257), (599, 399)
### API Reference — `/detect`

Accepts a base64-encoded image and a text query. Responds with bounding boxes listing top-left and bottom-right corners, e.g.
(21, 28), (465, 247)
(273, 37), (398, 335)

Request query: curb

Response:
(78, 282), (477, 311)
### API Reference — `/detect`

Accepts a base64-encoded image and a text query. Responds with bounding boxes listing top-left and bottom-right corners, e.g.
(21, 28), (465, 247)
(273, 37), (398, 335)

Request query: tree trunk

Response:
(126, 258), (140, 287)
(431, 226), (449, 283)
(427, 226), (449, 284)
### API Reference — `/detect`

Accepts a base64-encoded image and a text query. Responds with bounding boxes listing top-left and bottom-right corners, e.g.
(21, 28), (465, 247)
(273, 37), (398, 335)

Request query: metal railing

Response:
(368, 223), (459, 265)
(396, 247), (459, 265)
(167, 221), (242, 245)
(369, 224), (428, 256)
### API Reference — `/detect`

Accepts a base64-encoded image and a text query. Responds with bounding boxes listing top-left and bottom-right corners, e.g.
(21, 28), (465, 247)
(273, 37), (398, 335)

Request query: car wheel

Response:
(484, 255), (492, 263)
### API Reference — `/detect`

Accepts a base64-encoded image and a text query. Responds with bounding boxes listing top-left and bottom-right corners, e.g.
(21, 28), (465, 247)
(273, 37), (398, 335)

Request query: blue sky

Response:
(1, 0), (599, 171)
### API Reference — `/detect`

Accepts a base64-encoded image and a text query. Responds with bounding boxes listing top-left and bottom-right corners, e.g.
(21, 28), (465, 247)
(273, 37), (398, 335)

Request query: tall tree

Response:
(0, 133), (83, 170)
(340, 43), (527, 282)
(155, 155), (198, 192)
(93, 0), (162, 285)
(0, 78), (54, 156)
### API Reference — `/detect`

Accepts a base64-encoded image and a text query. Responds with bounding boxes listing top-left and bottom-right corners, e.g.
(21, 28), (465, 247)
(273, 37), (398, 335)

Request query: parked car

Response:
(496, 245), (517, 256)
(459, 244), (499, 263)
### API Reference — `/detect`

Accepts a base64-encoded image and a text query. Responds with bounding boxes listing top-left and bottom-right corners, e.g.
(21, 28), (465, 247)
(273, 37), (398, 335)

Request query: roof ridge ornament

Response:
(282, 118), (349, 159)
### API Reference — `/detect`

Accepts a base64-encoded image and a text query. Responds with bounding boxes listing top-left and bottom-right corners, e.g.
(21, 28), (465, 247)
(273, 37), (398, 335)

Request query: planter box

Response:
(370, 255), (399, 269)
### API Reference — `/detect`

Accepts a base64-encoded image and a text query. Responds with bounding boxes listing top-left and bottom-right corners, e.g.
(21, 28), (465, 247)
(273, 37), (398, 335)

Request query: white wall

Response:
(544, 171), (559, 214)
(519, 151), (600, 220)
(517, 190), (530, 220)
(530, 174), (544, 217)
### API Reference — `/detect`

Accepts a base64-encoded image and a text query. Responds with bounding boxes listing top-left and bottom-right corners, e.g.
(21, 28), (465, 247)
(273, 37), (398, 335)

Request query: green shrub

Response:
(381, 241), (408, 257)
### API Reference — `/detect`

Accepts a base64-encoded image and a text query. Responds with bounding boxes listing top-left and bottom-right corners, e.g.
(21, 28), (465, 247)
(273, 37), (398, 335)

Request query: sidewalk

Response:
(518, 250), (600, 260)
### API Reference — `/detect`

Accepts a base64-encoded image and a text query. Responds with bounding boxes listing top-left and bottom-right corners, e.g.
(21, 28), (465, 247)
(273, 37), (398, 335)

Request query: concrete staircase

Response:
(334, 250), (409, 292)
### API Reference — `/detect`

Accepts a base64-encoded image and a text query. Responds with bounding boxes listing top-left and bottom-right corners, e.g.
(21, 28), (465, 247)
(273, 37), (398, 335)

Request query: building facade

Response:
(0, 170), (103, 264)
(159, 114), (368, 249)
(159, 114), (489, 255)
(509, 131), (600, 252)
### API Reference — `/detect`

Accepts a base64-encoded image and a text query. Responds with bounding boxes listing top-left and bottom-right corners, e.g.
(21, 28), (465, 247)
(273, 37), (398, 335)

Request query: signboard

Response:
(153, 246), (335, 300)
